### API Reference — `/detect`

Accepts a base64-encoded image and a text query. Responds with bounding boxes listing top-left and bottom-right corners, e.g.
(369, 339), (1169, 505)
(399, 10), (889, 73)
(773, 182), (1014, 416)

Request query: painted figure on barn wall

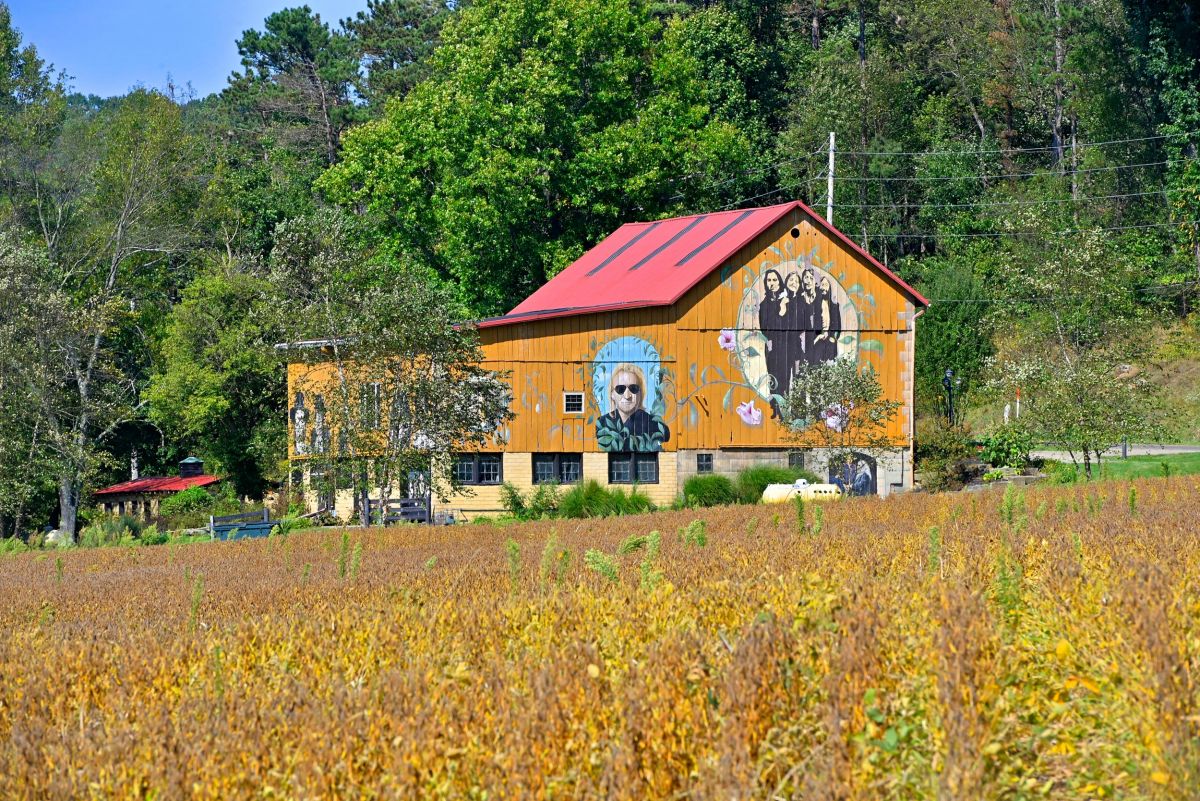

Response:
(830, 453), (877, 496)
(738, 259), (854, 418)
(291, 391), (309, 455)
(591, 336), (671, 452)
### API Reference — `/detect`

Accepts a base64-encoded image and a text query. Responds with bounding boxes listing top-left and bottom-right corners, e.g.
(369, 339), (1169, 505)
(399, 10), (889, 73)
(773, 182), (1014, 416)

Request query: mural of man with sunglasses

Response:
(595, 363), (670, 451)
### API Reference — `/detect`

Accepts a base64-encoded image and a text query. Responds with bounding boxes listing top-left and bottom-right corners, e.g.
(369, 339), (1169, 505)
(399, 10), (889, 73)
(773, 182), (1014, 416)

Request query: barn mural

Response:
(589, 336), (671, 452)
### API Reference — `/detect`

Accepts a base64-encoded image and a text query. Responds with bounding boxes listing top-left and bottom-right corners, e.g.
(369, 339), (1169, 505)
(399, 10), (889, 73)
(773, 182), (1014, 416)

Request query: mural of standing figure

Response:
(813, 276), (840, 363)
(594, 363), (671, 451)
(799, 267), (822, 367)
(291, 392), (309, 455)
(759, 269), (791, 416)
(312, 395), (329, 454)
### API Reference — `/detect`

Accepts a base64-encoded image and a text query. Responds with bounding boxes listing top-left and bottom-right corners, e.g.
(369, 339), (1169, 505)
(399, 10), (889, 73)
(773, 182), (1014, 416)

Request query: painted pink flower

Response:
(717, 329), (737, 352)
(822, 403), (853, 433)
(736, 400), (763, 426)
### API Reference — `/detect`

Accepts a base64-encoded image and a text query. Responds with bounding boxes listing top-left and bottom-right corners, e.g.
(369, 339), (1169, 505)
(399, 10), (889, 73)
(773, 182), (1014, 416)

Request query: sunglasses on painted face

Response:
(614, 384), (640, 396)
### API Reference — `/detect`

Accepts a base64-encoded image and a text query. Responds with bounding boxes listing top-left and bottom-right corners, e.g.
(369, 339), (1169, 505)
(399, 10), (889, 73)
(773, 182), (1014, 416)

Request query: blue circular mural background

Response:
(590, 336), (666, 417)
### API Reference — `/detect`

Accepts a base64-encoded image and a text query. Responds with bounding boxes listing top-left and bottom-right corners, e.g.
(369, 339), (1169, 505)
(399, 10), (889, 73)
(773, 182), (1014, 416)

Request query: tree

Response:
(320, 0), (761, 316)
(342, 0), (458, 107)
(270, 209), (512, 524)
(784, 357), (901, 492)
(232, 6), (363, 166)
(987, 344), (1165, 478)
(0, 234), (61, 538)
(1, 89), (204, 539)
(144, 258), (285, 498)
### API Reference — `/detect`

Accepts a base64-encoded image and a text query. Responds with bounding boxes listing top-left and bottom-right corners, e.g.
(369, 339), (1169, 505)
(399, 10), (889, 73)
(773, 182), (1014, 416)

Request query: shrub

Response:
(558, 481), (654, 519)
(528, 483), (561, 518)
(980, 424), (1033, 469)
(499, 483), (528, 518)
(682, 474), (738, 507)
(915, 416), (975, 491)
(500, 482), (561, 520)
(159, 486), (215, 518)
(735, 465), (820, 504)
(0, 537), (31, 555)
(78, 515), (144, 548)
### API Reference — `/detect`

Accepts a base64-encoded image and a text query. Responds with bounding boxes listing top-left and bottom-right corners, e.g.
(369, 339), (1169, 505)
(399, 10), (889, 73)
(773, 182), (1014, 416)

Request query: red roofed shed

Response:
(94, 458), (221, 521)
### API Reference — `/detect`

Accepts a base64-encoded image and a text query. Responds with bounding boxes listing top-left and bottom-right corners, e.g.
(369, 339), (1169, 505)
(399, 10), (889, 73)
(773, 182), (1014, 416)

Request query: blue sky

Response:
(7, 1), (368, 99)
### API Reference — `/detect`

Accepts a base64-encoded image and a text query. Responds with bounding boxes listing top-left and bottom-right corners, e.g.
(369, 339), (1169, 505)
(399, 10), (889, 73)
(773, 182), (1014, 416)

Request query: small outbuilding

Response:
(94, 457), (220, 521)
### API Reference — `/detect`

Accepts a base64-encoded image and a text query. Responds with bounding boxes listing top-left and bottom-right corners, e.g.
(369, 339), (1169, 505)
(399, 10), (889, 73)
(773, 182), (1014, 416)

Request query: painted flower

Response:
(717, 329), (737, 352)
(736, 400), (763, 426)
(822, 402), (853, 433)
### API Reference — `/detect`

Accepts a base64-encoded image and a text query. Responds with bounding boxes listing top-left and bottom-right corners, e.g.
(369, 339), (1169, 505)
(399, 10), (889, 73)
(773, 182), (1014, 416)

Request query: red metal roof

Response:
(477, 200), (928, 329)
(94, 475), (221, 496)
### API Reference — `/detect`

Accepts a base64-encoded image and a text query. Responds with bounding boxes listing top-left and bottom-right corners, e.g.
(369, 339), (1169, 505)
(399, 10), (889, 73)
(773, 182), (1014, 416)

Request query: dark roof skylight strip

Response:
(585, 222), (663, 276)
(628, 216), (709, 271)
(675, 210), (756, 266)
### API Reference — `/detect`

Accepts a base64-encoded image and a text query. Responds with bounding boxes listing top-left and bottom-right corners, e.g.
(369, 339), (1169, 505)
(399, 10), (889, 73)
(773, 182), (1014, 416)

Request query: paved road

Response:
(1032, 443), (1200, 462)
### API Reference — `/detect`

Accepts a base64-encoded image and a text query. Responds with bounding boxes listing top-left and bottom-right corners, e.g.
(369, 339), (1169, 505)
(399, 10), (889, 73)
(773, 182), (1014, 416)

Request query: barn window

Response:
(563, 392), (584, 414)
(608, 452), (658, 484)
(788, 450), (807, 470)
(696, 453), (713, 474)
(454, 453), (503, 485)
(533, 454), (583, 484)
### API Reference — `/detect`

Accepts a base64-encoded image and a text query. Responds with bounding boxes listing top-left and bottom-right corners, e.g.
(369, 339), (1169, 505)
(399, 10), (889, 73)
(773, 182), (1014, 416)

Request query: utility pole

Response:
(826, 131), (835, 225)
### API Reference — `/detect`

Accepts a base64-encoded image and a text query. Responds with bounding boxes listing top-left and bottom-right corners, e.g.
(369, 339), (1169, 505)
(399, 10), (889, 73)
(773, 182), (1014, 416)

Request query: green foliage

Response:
(734, 465), (818, 505)
(505, 538), (521, 591)
(338, 532), (351, 580)
(682, 474), (738, 508)
(499, 483), (527, 518)
(557, 481), (654, 519)
(78, 516), (147, 548)
(618, 534), (650, 555)
(145, 263), (285, 497)
(638, 531), (663, 592)
(980, 424), (1033, 470)
(158, 487), (216, 519)
(915, 417), (974, 492)
(583, 548), (619, 584)
(793, 494), (807, 534)
(785, 360), (902, 472)
(321, 0), (761, 316)
(680, 519), (707, 548)
(811, 506), (824, 538)
(927, 527), (941, 576)
(0, 537), (31, 555)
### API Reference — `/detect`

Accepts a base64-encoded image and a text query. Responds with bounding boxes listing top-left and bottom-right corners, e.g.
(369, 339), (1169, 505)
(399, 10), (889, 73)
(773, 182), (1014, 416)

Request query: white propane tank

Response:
(761, 478), (843, 504)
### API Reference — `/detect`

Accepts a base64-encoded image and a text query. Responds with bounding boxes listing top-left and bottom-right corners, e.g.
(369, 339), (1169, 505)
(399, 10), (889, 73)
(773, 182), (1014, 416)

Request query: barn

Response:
(289, 200), (928, 518)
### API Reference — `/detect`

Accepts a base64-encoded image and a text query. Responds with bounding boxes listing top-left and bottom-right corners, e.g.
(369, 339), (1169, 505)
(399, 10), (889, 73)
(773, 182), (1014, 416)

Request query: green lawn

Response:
(1071, 451), (1200, 480)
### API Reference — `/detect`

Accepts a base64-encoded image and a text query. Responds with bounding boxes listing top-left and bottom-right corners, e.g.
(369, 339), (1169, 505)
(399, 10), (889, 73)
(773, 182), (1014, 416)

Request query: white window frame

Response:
(563, 391), (584, 414)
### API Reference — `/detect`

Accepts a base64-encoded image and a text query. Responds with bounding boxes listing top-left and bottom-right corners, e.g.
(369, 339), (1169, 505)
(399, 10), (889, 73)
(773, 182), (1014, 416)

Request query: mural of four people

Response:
(758, 266), (844, 410)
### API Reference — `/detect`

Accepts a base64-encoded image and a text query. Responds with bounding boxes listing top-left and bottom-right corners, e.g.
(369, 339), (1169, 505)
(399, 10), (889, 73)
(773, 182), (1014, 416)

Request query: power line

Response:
(828, 189), (1165, 210)
(718, 186), (796, 210)
(832, 160), (1175, 183)
(835, 130), (1199, 157)
(862, 219), (1199, 239)
(925, 281), (1198, 303)
(668, 145), (826, 202)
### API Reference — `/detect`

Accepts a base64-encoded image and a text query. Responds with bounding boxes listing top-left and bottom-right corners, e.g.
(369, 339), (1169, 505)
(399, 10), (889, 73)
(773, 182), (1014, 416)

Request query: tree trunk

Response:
(1082, 448), (1092, 480)
(58, 474), (79, 540)
(1051, 0), (1066, 169)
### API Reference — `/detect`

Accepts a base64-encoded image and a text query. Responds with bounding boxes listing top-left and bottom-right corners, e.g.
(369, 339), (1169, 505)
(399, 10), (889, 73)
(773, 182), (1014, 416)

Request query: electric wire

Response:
(833, 130), (1199, 157)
